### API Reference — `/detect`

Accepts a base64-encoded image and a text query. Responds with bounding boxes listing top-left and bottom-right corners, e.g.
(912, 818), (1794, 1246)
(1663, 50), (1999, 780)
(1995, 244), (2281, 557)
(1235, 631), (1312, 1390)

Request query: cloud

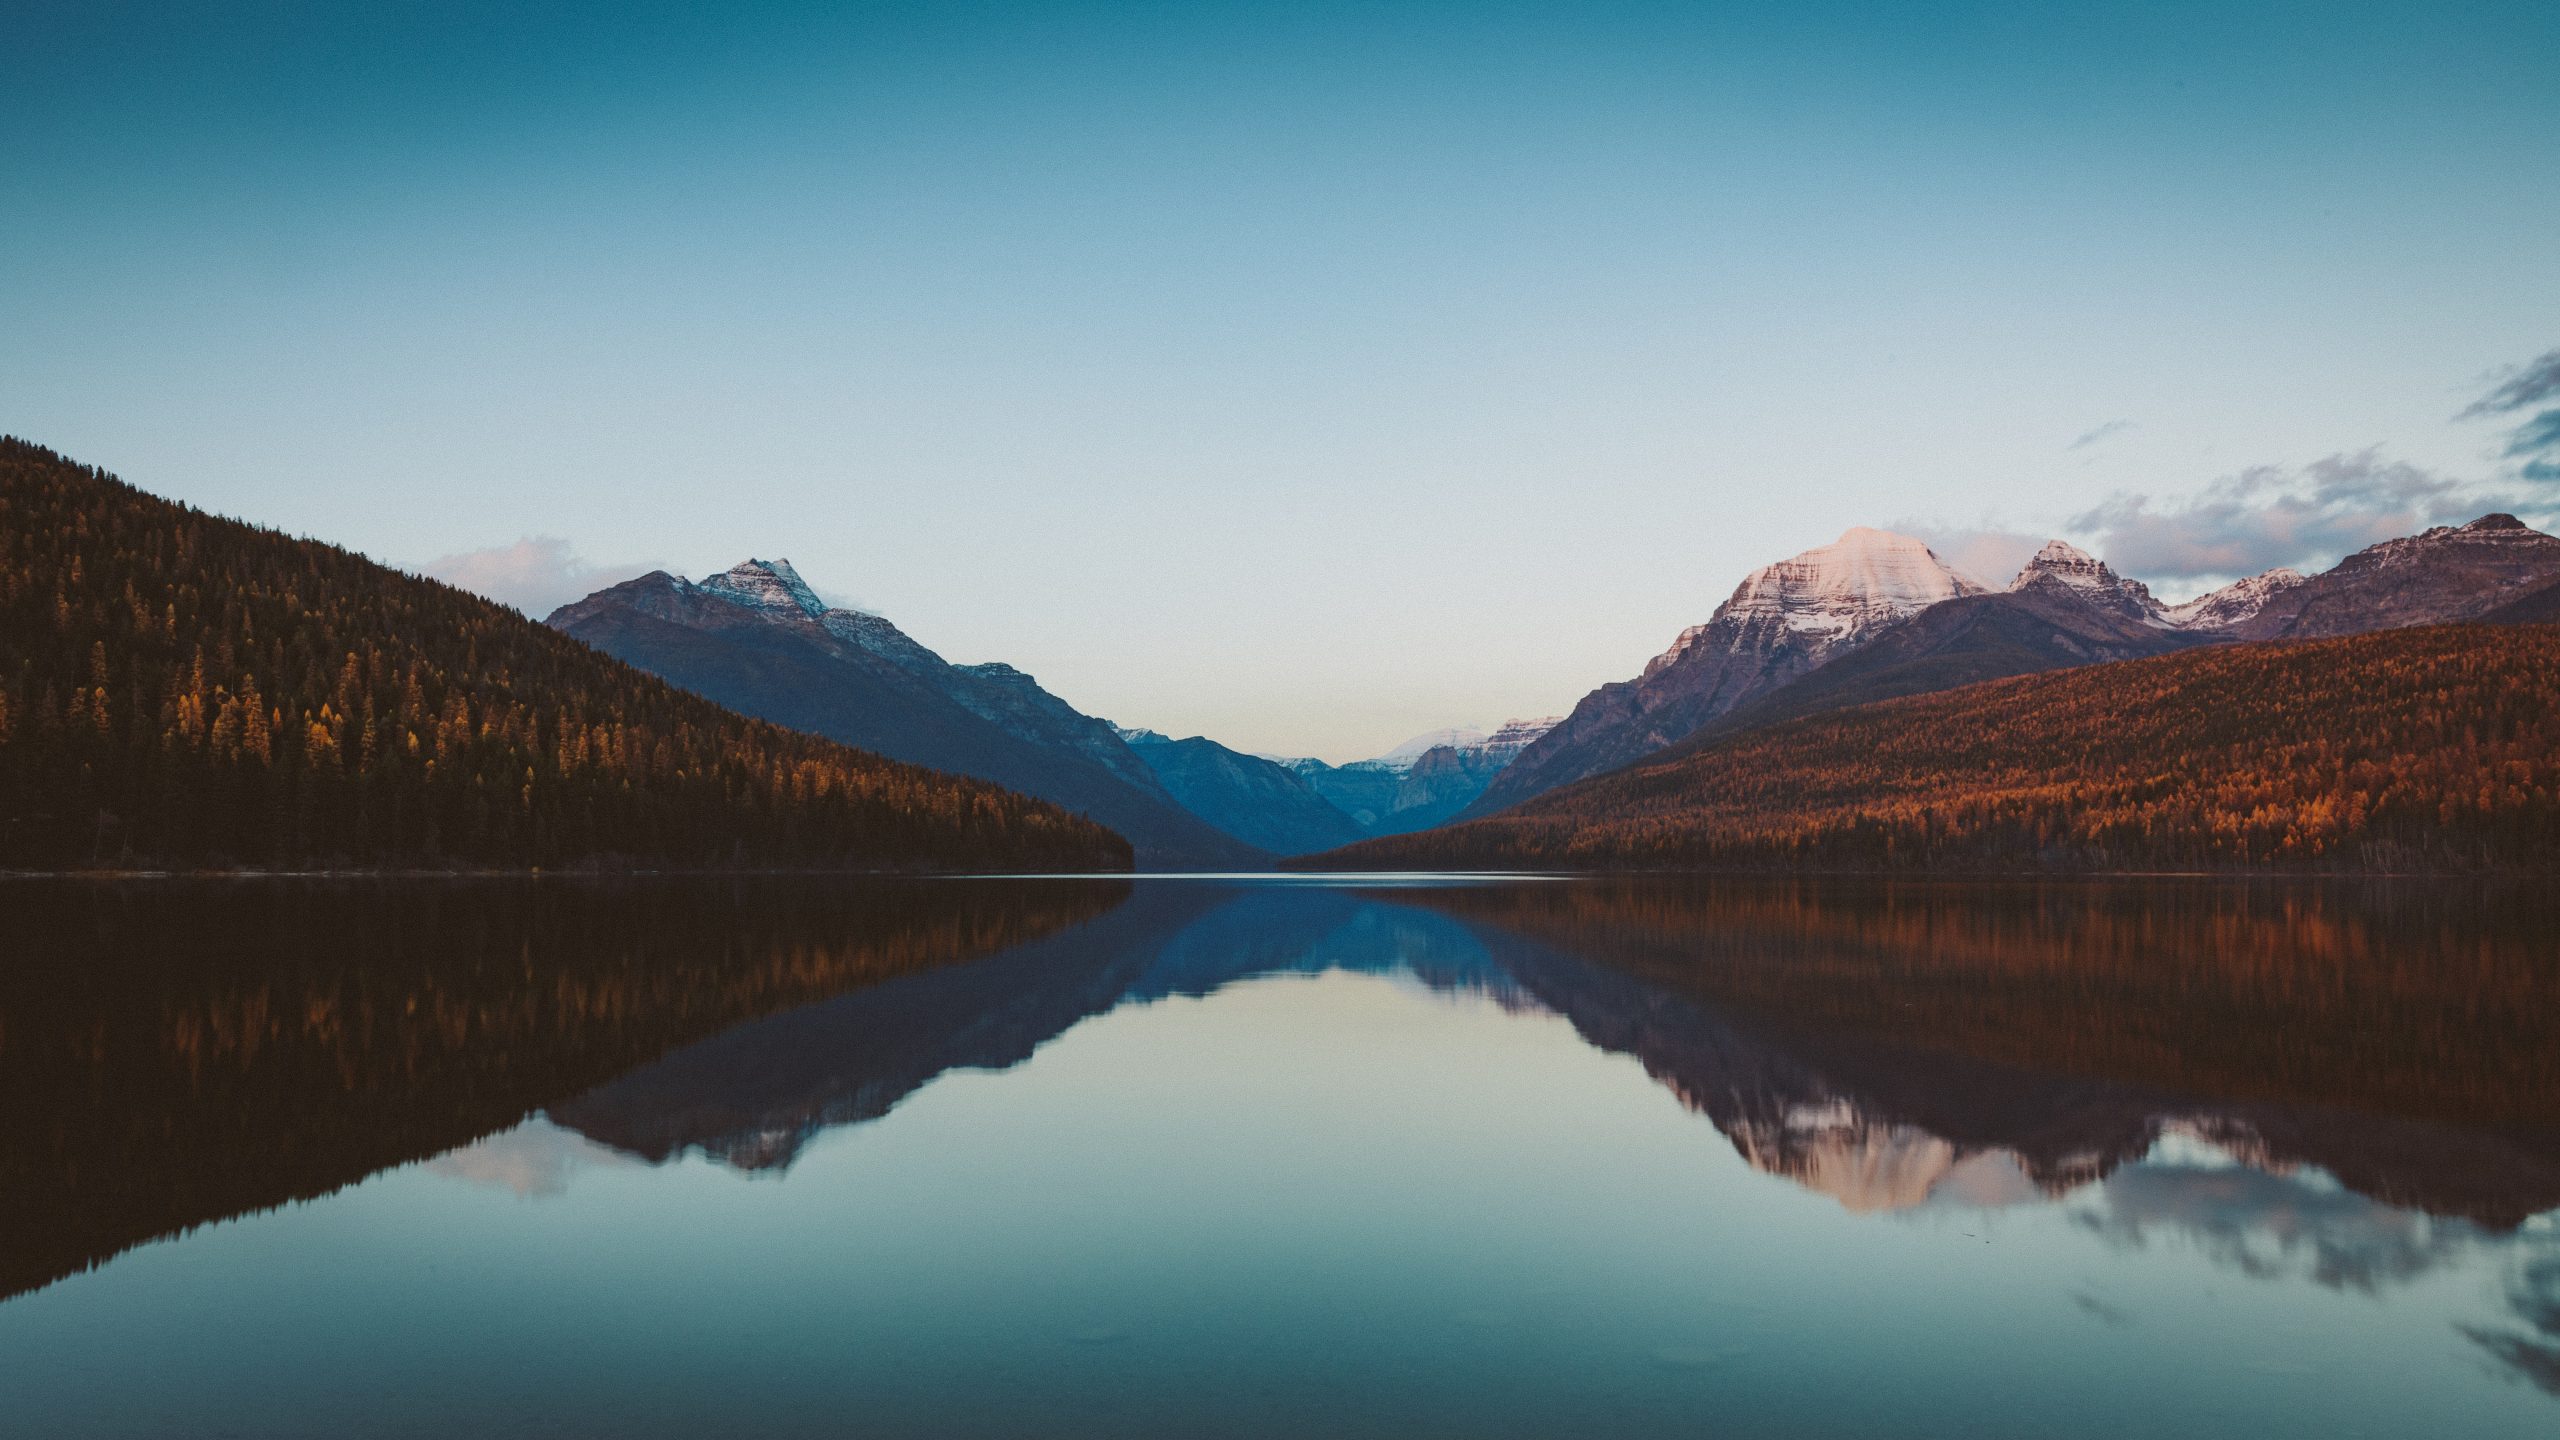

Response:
(2457, 349), (2560, 420)
(2505, 407), (2560, 460)
(422, 536), (663, 618)
(2071, 1158), (2488, 1295)
(2462, 1251), (2560, 1399)
(1896, 521), (2047, 589)
(2069, 419), (2135, 451)
(2458, 348), (2560, 490)
(2067, 449), (2511, 582)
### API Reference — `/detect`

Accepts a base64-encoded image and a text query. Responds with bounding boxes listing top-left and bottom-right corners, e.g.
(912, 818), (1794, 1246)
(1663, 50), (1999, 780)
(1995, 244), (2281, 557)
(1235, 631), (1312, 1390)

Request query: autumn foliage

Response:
(0, 439), (1129, 870)
(1311, 624), (2560, 873)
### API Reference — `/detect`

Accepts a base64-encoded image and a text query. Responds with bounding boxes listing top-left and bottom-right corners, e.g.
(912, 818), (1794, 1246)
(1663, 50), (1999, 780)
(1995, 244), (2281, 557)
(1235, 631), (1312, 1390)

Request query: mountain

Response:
(2223, 514), (2560, 639)
(1371, 725), (1489, 770)
(0, 440), (1125, 873)
(1299, 623), (2560, 875)
(1285, 757), (1404, 830)
(1372, 716), (1566, 833)
(1270, 716), (1566, 839)
(2161, 567), (2306, 630)
(1673, 542), (2202, 745)
(1119, 731), (1366, 856)
(1459, 515), (2560, 828)
(549, 562), (1261, 869)
(1464, 528), (1986, 818)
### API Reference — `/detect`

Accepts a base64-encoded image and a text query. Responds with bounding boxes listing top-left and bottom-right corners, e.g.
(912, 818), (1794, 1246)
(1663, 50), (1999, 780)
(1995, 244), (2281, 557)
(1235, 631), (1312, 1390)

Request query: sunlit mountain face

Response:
(4, 876), (2556, 1435)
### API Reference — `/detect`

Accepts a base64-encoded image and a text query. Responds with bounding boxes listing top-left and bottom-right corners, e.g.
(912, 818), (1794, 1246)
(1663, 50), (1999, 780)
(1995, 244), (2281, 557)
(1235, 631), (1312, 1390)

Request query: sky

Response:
(5, 1), (2556, 761)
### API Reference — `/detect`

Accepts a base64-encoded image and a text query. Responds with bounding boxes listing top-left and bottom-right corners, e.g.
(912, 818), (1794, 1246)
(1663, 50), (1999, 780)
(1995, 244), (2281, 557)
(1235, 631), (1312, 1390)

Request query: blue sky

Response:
(6, 1), (2556, 758)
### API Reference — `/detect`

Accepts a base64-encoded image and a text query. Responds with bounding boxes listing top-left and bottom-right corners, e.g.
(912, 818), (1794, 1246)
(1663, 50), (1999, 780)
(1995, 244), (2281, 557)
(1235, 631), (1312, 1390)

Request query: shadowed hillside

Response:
(1303, 625), (2560, 874)
(0, 440), (1126, 871)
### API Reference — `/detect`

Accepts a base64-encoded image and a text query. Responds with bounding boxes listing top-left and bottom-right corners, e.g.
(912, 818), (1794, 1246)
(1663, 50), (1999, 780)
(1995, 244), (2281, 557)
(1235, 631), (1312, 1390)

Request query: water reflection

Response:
(507, 880), (2560, 1233)
(5, 874), (2558, 1431)
(0, 876), (1122, 1298)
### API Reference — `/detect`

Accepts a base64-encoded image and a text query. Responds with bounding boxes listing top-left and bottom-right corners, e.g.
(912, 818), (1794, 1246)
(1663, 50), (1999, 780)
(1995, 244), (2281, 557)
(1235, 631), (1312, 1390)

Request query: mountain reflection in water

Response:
(538, 880), (2560, 1227)
(3, 874), (2557, 1432)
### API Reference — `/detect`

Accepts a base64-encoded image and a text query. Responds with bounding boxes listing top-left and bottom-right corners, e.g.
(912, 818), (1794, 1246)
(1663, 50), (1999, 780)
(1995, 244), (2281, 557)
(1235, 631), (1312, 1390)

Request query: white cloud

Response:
(2068, 449), (2529, 583)
(421, 536), (662, 619)
(1895, 520), (2047, 590)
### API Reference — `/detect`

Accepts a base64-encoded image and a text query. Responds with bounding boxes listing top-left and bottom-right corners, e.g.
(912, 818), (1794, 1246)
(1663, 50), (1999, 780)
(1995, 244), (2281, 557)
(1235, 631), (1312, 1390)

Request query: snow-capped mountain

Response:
(1477, 715), (1564, 760)
(1642, 527), (1987, 681)
(1438, 512), (2560, 828)
(1371, 726), (1491, 773)
(2006, 540), (2165, 624)
(695, 556), (831, 620)
(2160, 568), (2307, 630)
(1468, 529), (1985, 818)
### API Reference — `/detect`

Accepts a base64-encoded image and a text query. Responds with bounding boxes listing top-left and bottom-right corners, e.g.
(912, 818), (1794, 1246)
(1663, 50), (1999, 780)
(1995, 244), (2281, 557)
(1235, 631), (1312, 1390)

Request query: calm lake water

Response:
(2, 875), (2556, 1438)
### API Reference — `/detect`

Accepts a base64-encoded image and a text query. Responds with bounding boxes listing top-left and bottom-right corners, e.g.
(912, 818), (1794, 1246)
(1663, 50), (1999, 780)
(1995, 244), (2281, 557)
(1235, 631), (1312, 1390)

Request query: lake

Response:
(1, 875), (2554, 1438)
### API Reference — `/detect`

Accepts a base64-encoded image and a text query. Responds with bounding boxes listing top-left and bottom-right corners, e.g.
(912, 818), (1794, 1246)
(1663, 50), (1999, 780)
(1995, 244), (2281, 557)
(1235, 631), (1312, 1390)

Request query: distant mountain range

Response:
(551, 559), (1559, 866)
(544, 509), (2560, 871)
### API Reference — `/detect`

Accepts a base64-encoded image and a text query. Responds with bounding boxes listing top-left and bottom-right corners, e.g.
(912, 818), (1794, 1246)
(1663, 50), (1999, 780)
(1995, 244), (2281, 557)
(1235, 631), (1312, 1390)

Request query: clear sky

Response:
(6, 1), (2556, 760)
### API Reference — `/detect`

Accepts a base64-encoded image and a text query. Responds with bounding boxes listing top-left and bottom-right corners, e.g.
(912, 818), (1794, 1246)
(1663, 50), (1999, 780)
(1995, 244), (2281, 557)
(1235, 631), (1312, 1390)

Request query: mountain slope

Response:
(1287, 758), (1404, 830)
(2228, 514), (2560, 639)
(1121, 732), (1366, 856)
(1465, 528), (1985, 819)
(0, 440), (1127, 872)
(1298, 624), (2560, 874)
(551, 565), (1260, 869)
(1674, 549), (2202, 747)
(2485, 575), (2560, 625)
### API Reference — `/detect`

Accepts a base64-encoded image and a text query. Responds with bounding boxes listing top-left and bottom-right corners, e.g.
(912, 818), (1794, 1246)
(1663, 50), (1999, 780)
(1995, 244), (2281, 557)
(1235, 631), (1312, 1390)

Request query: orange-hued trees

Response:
(1312, 623), (2560, 874)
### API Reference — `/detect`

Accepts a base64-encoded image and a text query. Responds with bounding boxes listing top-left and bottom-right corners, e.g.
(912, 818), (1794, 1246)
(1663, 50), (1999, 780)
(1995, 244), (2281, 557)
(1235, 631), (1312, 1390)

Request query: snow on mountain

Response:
(2159, 568), (2308, 630)
(1642, 527), (1987, 679)
(696, 558), (829, 621)
(1372, 726), (1490, 772)
(2006, 539), (2167, 624)
(1476, 716), (1563, 760)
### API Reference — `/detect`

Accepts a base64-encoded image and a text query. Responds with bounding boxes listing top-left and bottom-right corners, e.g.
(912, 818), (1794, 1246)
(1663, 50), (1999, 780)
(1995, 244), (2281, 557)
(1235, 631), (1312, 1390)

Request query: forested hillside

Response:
(0, 440), (1128, 871)
(1302, 624), (2560, 874)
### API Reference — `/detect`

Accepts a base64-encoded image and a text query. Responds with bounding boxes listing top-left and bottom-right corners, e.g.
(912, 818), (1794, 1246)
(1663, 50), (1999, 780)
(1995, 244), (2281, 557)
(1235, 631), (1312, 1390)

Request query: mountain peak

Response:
(699, 558), (828, 620)
(2463, 512), (2528, 532)
(2005, 538), (2164, 621)
(1372, 725), (1491, 772)
(2160, 566), (2309, 630)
